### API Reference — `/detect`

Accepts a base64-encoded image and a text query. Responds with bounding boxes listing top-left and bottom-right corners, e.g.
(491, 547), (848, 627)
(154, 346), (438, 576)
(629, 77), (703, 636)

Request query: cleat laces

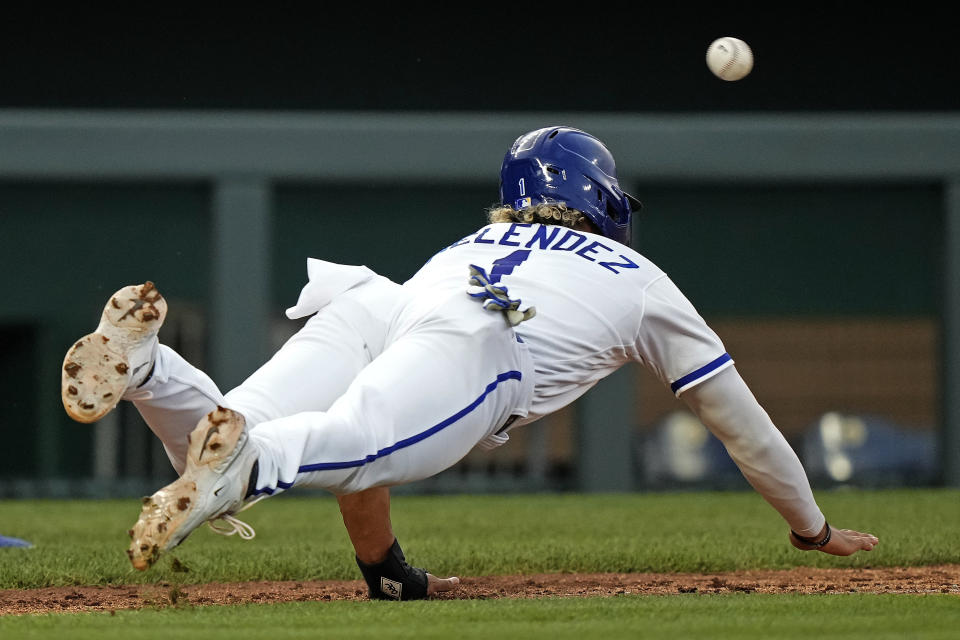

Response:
(206, 494), (267, 540)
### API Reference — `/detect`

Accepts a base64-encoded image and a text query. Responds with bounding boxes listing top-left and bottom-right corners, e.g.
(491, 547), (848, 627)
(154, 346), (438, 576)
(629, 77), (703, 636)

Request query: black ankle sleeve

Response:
(355, 538), (428, 600)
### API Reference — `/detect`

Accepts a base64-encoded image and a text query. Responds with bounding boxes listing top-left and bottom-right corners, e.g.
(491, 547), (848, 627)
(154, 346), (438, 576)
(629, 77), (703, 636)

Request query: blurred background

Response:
(1, 7), (958, 498)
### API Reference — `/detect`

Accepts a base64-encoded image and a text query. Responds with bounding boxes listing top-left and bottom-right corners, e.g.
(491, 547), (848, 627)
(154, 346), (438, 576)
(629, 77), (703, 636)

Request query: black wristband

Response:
(356, 538), (429, 601)
(791, 522), (832, 548)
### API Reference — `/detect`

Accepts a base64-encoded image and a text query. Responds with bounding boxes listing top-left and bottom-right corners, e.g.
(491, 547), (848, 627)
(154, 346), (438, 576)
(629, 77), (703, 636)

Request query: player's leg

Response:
(248, 294), (534, 497)
(132, 284), (395, 472)
(62, 282), (227, 473)
(124, 294), (533, 570)
(337, 487), (395, 564)
(63, 278), (401, 474)
(221, 276), (401, 428)
(122, 281), (533, 572)
(337, 486), (461, 599)
(124, 345), (227, 473)
(241, 305), (530, 598)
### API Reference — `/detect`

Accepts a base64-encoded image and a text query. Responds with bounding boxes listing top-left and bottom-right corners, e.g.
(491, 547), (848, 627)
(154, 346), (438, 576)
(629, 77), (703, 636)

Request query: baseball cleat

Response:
(61, 282), (167, 423)
(127, 406), (259, 571)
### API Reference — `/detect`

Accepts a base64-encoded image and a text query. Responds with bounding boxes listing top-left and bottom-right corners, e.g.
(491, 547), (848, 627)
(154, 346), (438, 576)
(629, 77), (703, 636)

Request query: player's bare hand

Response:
(790, 526), (878, 556)
(427, 573), (461, 596)
(820, 528), (879, 556)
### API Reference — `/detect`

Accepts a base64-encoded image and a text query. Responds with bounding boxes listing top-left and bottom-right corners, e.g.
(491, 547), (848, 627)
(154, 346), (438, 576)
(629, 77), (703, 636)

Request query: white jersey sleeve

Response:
(681, 366), (826, 536)
(636, 275), (734, 397)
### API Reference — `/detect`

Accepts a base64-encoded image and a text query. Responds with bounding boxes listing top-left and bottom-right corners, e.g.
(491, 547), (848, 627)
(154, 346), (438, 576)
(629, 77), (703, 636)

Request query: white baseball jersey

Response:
(404, 222), (733, 425)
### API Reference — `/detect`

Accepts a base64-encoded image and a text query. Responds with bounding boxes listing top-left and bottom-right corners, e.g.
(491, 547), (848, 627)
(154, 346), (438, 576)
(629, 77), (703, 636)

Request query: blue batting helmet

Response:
(499, 126), (642, 247)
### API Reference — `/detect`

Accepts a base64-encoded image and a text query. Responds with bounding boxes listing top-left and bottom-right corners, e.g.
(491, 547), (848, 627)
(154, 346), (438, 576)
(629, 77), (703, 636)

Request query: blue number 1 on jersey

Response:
(489, 250), (532, 284)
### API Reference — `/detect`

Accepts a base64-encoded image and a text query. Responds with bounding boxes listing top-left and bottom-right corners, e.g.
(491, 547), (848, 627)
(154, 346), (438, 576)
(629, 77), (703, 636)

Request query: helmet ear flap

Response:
(606, 198), (622, 223)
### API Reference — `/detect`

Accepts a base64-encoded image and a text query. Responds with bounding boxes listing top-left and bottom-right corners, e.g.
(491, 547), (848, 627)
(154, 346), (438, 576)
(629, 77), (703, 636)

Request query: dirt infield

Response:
(1, 565), (957, 616)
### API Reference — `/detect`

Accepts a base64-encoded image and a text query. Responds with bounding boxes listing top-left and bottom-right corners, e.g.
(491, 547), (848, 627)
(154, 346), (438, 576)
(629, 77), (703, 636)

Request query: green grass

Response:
(1, 488), (958, 589)
(2, 489), (957, 638)
(1, 594), (958, 639)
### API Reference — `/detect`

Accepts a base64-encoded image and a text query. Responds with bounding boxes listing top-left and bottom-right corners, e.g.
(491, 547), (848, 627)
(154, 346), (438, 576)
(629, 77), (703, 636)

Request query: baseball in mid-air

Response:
(706, 37), (753, 81)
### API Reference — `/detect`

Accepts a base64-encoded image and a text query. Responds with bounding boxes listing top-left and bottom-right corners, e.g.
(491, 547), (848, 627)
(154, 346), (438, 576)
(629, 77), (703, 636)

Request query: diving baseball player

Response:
(61, 126), (878, 599)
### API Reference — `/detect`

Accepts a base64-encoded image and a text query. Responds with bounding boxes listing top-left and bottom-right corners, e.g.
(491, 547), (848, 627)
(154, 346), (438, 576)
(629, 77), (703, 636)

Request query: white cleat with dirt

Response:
(127, 406), (260, 571)
(61, 282), (167, 423)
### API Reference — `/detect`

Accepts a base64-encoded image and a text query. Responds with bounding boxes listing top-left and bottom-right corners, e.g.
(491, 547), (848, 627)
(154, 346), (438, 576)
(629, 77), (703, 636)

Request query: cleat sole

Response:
(126, 407), (250, 571)
(61, 334), (128, 423)
(61, 282), (167, 424)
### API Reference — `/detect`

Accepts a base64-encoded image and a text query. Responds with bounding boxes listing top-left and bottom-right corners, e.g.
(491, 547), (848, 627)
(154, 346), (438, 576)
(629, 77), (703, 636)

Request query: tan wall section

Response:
(636, 317), (940, 437)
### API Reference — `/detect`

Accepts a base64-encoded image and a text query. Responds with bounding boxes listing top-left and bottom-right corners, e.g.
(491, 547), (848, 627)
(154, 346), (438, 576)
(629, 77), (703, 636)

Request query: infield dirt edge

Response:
(1, 564), (958, 616)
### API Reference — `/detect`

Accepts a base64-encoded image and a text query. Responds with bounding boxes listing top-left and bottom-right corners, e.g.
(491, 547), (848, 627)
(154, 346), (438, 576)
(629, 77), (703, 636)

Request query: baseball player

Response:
(61, 126), (878, 600)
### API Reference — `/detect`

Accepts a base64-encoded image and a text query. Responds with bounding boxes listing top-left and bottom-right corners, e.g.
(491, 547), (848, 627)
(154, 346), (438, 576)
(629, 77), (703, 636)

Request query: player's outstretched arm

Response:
(427, 573), (462, 595)
(338, 487), (461, 599)
(680, 366), (879, 556)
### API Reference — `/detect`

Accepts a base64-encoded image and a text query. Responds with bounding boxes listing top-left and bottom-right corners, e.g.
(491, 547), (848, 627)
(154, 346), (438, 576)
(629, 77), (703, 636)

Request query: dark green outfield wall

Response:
(0, 183), (210, 478)
(0, 183), (211, 311)
(271, 185), (496, 303)
(637, 184), (943, 316)
(271, 182), (943, 315)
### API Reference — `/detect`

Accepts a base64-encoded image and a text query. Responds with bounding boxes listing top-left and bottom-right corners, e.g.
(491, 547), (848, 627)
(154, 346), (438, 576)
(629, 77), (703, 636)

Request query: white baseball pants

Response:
(123, 274), (533, 496)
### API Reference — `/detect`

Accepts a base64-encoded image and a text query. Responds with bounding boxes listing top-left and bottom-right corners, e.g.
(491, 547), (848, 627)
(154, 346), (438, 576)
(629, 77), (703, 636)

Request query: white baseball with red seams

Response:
(706, 37), (754, 81)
